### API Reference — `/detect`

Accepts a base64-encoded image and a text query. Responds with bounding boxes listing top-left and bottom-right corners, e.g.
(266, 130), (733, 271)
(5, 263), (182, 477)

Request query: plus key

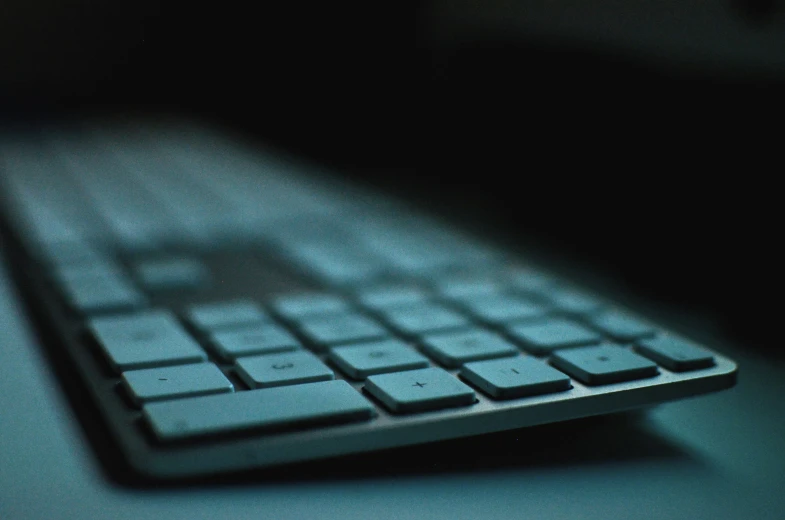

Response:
(364, 367), (476, 413)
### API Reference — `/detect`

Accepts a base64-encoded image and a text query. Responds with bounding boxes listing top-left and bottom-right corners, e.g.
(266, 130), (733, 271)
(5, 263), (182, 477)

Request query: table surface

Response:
(1, 248), (783, 520)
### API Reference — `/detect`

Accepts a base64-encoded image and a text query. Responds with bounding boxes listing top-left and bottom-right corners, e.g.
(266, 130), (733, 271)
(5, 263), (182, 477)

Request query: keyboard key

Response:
(55, 260), (145, 313)
(508, 268), (554, 294)
(382, 303), (470, 335)
(40, 240), (106, 267)
(436, 277), (503, 299)
(60, 273), (147, 314)
(356, 286), (430, 309)
(365, 367), (476, 413)
(366, 227), (498, 275)
(507, 319), (601, 355)
(235, 351), (334, 388)
(53, 260), (125, 283)
(546, 288), (604, 314)
(272, 293), (351, 318)
(210, 324), (301, 360)
(460, 294), (546, 323)
(589, 311), (656, 341)
(90, 310), (207, 372)
(286, 246), (384, 285)
(298, 313), (388, 349)
(308, 255), (385, 285)
(144, 380), (375, 441)
(186, 300), (269, 332)
(329, 340), (430, 379)
(361, 234), (456, 273)
(551, 345), (659, 385)
(636, 336), (715, 372)
(133, 257), (210, 290)
(421, 329), (519, 368)
(460, 356), (571, 399)
(122, 363), (233, 405)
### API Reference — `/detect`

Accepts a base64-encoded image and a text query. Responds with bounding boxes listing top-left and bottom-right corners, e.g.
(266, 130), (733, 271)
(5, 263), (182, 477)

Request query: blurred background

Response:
(0, 0), (781, 350)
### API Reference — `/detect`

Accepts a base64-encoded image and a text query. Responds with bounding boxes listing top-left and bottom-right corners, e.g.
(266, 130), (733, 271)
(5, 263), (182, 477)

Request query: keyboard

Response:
(0, 118), (738, 479)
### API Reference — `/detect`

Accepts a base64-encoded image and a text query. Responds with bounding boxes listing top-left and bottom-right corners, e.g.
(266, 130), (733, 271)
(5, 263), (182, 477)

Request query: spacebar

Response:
(143, 380), (375, 441)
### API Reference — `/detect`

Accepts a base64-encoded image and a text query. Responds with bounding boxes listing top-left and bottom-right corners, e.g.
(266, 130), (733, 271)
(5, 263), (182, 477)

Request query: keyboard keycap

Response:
(53, 260), (125, 283)
(460, 356), (571, 399)
(460, 294), (546, 323)
(90, 310), (207, 372)
(235, 351), (334, 388)
(356, 286), (429, 309)
(40, 240), (107, 267)
(382, 303), (470, 335)
(436, 277), (503, 299)
(285, 245), (384, 285)
(133, 257), (210, 290)
(210, 324), (301, 360)
(329, 340), (430, 379)
(272, 293), (351, 318)
(507, 319), (601, 355)
(362, 234), (456, 273)
(143, 380), (375, 441)
(636, 336), (715, 372)
(421, 329), (519, 368)
(122, 363), (233, 405)
(546, 288), (604, 314)
(508, 268), (554, 294)
(589, 311), (657, 341)
(298, 313), (388, 349)
(186, 300), (269, 332)
(60, 272), (146, 314)
(551, 345), (659, 385)
(309, 255), (385, 285)
(364, 367), (476, 413)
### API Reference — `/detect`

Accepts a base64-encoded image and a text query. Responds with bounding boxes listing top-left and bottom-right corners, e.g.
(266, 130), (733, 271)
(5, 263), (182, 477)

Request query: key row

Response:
(140, 334), (717, 443)
(47, 241), (610, 325)
(119, 330), (715, 410)
(184, 294), (655, 347)
(51, 252), (212, 314)
(89, 300), (700, 379)
(269, 218), (502, 285)
(86, 307), (599, 373)
(273, 280), (611, 323)
(189, 298), (659, 357)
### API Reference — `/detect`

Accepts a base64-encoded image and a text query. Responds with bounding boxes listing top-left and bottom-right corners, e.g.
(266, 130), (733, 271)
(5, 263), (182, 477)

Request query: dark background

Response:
(0, 1), (780, 351)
